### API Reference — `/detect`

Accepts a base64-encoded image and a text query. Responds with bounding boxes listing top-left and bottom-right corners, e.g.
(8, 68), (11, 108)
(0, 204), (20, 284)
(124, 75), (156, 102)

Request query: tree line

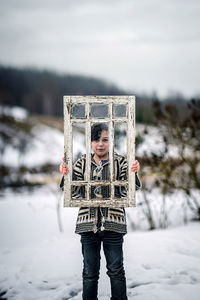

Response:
(0, 65), (193, 123)
(0, 65), (127, 116)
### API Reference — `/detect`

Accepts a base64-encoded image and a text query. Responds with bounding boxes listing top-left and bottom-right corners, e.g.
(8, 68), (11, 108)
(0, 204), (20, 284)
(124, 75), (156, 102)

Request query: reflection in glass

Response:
(114, 122), (127, 184)
(114, 122), (127, 156)
(71, 185), (86, 199)
(91, 104), (108, 118)
(72, 122), (85, 164)
(72, 104), (85, 118)
(90, 185), (110, 199)
(114, 185), (127, 199)
(113, 104), (126, 118)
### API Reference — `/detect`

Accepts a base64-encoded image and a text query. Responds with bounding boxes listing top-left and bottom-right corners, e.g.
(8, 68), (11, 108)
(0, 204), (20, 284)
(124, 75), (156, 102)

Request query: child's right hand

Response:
(59, 157), (69, 174)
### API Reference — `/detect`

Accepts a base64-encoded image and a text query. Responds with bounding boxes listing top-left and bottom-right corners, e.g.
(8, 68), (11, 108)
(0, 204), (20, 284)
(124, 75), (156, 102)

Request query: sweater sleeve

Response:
(135, 172), (142, 190)
(118, 156), (142, 193)
(71, 157), (85, 198)
(59, 156), (85, 198)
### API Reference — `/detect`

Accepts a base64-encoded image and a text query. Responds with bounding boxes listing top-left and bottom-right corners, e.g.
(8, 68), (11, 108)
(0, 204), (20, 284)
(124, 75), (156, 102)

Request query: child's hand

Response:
(59, 157), (69, 174)
(131, 160), (140, 172)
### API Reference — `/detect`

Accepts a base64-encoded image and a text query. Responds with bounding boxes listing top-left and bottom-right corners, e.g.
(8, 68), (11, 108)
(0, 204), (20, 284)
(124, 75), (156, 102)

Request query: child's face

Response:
(91, 130), (109, 158)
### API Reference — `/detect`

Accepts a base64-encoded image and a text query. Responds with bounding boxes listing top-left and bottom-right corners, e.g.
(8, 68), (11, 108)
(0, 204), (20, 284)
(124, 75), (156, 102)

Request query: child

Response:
(60, 123), (141, 300)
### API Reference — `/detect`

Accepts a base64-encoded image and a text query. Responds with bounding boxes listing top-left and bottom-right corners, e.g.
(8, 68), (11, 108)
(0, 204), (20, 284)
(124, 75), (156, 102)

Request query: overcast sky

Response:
(0, 0), (200, 97)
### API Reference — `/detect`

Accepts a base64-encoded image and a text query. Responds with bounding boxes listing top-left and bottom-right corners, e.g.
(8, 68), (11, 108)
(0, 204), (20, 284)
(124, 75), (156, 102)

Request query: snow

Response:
(0, 105), (28, 120)
(1, 106), (199, 298)
(2, 124), (64, 168)
(1, 108), (188, 170)
(136, 124), (195, 159)
(2, 118), (87, 168)
(0, 186), (200, 300)
(1, 105), (196, 170)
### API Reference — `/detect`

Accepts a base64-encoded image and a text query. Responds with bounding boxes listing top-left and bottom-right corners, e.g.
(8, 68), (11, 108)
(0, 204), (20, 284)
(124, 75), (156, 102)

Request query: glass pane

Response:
(71, 185), (86, 199)
(114, 185), (127, 199)
(90, 185), (110, 200)
(90, 104), (108, 118)
(114, 122), (127, 181)
(72, 122), (86, 165)
(113, 104), (127, 118)
(114, 122), (127, 156)
(72, 104), (85, 118)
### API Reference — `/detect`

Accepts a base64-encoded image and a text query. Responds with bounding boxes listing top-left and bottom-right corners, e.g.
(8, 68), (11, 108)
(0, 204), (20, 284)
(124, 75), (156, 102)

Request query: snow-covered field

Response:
(0, 186), (200, 300)
(1, 106), (200, 299)
(0, 106), (180, 169)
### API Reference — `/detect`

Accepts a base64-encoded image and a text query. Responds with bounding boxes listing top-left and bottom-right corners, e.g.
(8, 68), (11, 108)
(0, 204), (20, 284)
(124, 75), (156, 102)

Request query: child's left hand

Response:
(131, 160), (140, 172)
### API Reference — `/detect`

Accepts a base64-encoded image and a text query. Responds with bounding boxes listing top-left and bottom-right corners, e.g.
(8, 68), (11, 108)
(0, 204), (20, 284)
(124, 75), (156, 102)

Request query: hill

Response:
(0, 66), (127, 116)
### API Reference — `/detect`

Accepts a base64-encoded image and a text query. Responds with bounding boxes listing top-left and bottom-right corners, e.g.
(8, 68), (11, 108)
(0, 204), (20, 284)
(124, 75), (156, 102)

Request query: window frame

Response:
(63, 96), (136, 208)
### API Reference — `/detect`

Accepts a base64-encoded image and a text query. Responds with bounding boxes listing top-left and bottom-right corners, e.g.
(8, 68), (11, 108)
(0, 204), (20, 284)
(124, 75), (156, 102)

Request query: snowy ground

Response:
(0, 105), (182, 170)
(0, 186), (200, 300)
(1, 106), (199, 299)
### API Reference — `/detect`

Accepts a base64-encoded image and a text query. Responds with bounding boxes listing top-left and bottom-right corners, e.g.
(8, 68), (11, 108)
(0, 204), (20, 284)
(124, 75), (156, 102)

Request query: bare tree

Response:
(152, 99), (200, 220)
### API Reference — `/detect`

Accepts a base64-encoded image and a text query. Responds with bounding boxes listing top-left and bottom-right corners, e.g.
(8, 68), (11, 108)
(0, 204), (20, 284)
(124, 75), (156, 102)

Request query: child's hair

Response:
(91, 123), (108, 141)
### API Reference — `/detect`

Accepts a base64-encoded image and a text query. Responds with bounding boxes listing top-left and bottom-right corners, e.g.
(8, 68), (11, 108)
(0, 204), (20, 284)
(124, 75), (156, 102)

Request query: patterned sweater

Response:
(60, 153), (141, 235)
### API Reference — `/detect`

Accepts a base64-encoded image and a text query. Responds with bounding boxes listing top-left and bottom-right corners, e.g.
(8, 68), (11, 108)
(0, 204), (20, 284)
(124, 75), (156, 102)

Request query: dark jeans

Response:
(80, 230), (128, 300)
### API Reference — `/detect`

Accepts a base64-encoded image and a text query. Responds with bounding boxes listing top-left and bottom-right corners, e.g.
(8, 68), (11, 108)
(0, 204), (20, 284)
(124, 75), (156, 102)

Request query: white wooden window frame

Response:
(63, 96), (135, 208)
